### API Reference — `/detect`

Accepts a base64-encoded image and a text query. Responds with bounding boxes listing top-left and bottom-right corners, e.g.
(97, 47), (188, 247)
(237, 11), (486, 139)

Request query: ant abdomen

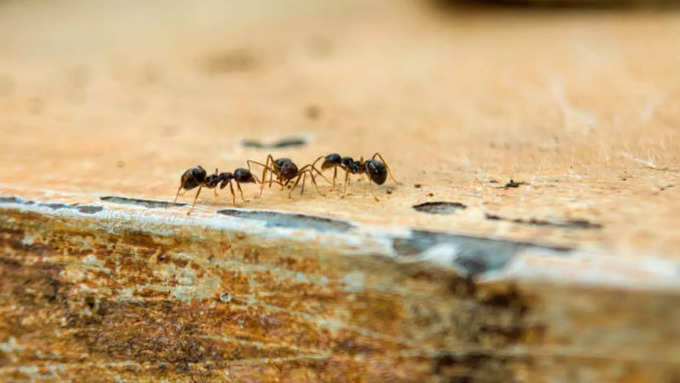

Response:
(234, 168), (256, 184)
(321, 153), (342, 170)
(180, 166), (207, 190)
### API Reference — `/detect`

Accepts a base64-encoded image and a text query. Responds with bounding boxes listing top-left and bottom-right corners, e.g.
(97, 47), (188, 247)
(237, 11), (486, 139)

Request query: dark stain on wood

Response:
(101, 195), (186, 208)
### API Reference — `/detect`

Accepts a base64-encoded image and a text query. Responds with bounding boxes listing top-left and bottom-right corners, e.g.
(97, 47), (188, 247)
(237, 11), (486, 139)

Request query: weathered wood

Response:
(0, 0), (679, 381)
(1, 197), (679, 382)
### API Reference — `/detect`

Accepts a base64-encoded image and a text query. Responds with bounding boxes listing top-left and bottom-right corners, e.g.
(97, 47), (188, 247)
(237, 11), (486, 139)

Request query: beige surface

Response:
(1, 0), (679, 256)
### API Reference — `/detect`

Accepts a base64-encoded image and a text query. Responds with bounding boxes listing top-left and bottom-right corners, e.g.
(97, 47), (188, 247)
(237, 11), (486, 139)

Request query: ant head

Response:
(234, 168), (256, 183)
(181, 165), (207, 190)
(322, 153), (342, 169)
(218, 172), (234, 189)
(278, 160), (299, 180)
(365, 160), (387, 185)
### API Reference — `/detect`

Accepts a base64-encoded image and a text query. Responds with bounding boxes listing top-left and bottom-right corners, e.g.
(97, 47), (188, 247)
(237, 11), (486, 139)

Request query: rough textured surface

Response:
(1, 0), (679, 381)
(1, 197), (680, 382)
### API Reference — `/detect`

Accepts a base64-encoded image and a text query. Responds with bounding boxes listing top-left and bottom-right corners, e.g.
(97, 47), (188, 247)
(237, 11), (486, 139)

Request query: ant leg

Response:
(173, 185), (183, 204)
(309, 164), (331, 184)
(365, 174), (380, 201)
(264, 155), (276, 190)
(311, 155), (325, 169)
(296, 166), (327, 197)
(287, 174), (303, 198)
(187, 186), (203, 215)
(342, 169), (350, 197)
(236, 182), (246, 202)
(371, 152), (399, 184)
(332, 167), (337, 189)
(300, 172), (307, 195)
(248, 160), (272, 197)
(297, 164), (327, 184)
(310, 155), (333, 188)
(228, 181), (236, 205)
(309, 170), (326, 197)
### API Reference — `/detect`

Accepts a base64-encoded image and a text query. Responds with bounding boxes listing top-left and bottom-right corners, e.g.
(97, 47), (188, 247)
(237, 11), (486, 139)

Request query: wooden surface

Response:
(1, 0), (679, 255)
(1, 0), (680, 382)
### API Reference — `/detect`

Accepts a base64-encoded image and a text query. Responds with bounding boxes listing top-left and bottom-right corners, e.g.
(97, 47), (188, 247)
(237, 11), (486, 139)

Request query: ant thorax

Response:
(204, 173), (223, 188)
(341, 157), (363, 174)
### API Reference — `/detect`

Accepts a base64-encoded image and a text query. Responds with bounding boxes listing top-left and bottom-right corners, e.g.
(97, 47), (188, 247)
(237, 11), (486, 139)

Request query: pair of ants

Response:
(174, 153), (397, 214)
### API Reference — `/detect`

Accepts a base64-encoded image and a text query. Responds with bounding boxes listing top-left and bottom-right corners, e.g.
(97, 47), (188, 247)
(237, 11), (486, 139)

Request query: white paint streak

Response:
(2, 194), (680, 292)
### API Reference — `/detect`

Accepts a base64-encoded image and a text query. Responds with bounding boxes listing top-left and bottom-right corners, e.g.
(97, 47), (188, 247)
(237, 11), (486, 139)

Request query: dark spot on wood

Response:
(485, 213), (602, 229)
(0, 227), (23, 235)
(333, 338), (376, 355)
(447, 275), (477, 299)
(304, 104), (321, 120)
(41, 203), (68, 210)
(0, 196), (25, 204)
(200, 49), (257, 74)
(85, 296), (96, 309)
(241, 137), (307, 149)
(433, 351), (522, 381)
(0, 255), (23, 269)
(101, 196), (186, 208)
(413, 201), (467, 214)
(503, 179), (526, 188)
(77, 206), (103, 214)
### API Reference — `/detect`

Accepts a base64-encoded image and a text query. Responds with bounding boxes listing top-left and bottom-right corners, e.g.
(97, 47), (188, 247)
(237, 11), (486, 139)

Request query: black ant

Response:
(247, 155), (328, 198)
(173, 166), (258, 214)
(312, 153), (398, 199)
